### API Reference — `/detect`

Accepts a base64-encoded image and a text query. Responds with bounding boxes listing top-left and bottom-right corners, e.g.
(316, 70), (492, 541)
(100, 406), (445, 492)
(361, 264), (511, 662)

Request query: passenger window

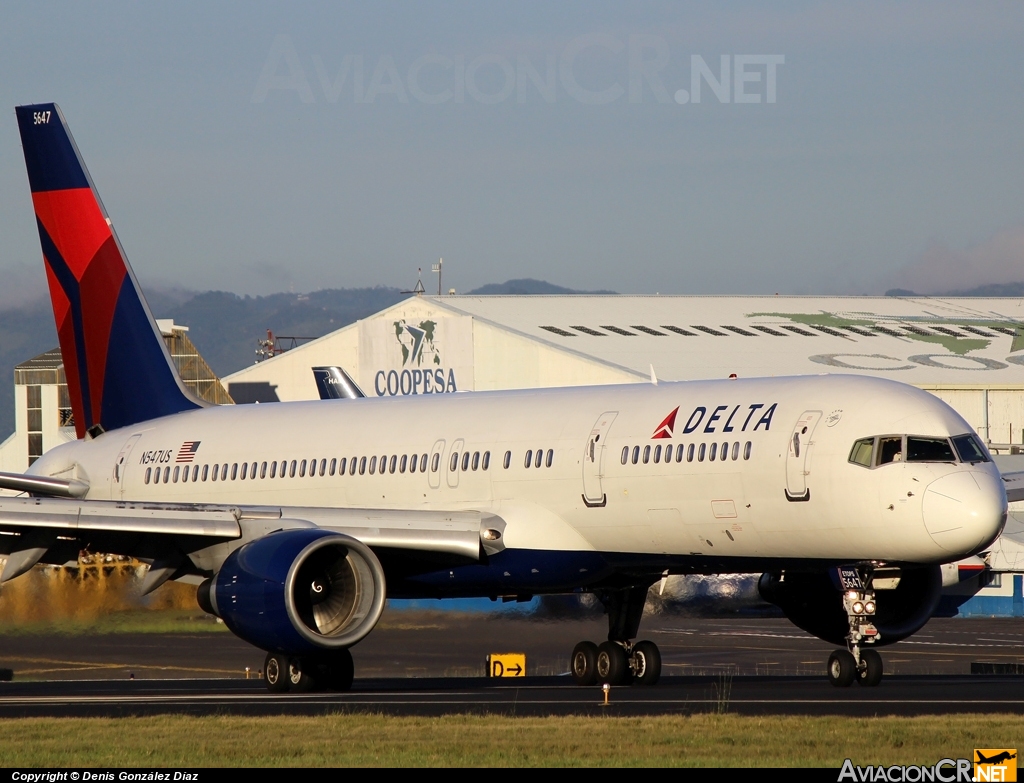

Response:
(731, 442), (739, 461)
(687, 444), (695, 462)
(849, 438), (874, 467)
(400, 454), (407, 473)
(653, 445), (662, 463)
(258, 461), (266, 479)
(534, 449), (543, 468)
(907, 437), (956, 463)
(462, 452), (470, 472)
(546, 449), (553, 468)
(202, 464), (209, 481)
(164, 467), (171, 483)
(472, 452), (480, 471)
(676, 444), (684, 462)
(351, 457), (358, 475)
(720, 442), (728, 461)
(298, 460), (305, 478)
(452, 452), (460, 472)
(145, 467), (151, 484)
(878, 436), (903, 465)
(407, 454), (415, 473)
(709, 443), (717, 461)
(621, 446), (628, 465)
(643, 445), (651, 464)
(212, 464), (219, 481)
(182, 465), (189, 483)
(289, 460), (297, 478)
(503, 451), (511, 469)
(698, 443), (706, 462)
(154, 468), (161, 484)
(269, 461), (277, 479)
(240, 463), (248, 480)
(329, 458), (336, 476)
(317, 458), (325, 476)
(230, 463), (238, 480)
(338, 457), (346, 475)
(431, 453), (440, 473)
(744, 441), (752, 460)
(482, 451), (490, 470)
(389, 455), (397, 474)
(420, 454), (428, 473)
(524, 450), (533, 468)
(368, 456), (377, 475)
(359, 456), (367, 475)
(632, 446), (639, 465)
(952, 434), (988, 463)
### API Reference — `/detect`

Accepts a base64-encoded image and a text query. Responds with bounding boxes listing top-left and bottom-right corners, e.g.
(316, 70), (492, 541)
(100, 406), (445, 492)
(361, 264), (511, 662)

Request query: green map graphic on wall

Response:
(749, 311), (1024, 357)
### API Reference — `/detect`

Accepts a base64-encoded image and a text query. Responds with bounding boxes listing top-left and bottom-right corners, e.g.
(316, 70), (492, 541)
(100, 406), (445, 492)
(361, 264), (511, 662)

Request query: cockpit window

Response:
(906, 437), (956, 463)
(878, 436), (903, 464)
(952, 434), (989, 463)
(849, 438), (874, 467)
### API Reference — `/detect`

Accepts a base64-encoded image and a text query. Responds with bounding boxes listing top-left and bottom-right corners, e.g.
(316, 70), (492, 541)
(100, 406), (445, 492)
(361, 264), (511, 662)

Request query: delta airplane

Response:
(1, 102), (1017, 692)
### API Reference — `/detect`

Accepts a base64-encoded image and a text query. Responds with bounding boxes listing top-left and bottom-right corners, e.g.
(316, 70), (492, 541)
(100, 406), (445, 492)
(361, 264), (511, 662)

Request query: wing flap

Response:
(0, 496), (241, 538)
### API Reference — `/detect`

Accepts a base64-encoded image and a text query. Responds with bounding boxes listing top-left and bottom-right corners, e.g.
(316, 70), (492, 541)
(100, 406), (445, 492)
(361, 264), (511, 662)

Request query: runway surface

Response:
(2, 674), (1024, 718)
(1, 612), (1023, 716)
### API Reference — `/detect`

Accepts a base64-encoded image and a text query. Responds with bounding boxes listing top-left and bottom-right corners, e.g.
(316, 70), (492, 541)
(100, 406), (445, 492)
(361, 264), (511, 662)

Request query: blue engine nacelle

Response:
(198, 528), (387, 654)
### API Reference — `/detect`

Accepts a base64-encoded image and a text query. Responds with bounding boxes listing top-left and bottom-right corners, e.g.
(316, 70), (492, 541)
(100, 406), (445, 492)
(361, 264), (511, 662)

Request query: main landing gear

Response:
(828, 569), (883, 688)
(264, 649), (354, 693)
(570, 585), (662, 687)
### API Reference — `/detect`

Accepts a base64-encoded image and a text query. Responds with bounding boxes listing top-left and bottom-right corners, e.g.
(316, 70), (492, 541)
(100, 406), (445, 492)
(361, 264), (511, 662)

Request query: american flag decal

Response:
(176, 441), (201, 463)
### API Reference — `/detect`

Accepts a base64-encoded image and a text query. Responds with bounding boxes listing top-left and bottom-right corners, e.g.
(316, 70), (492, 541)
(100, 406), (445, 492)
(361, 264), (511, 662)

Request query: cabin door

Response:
(112, 433), (142, 499)
(582, 411), (618, 507)
(786, 410), (822, 501)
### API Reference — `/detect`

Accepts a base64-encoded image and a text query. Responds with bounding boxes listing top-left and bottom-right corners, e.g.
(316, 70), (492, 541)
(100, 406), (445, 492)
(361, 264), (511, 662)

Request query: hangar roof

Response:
(427, 294), (1024, 386)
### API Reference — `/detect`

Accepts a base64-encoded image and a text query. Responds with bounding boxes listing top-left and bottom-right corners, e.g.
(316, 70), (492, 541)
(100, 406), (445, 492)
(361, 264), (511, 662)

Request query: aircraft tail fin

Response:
(312, 367), (366, 400)
(15, 103), (203, 438)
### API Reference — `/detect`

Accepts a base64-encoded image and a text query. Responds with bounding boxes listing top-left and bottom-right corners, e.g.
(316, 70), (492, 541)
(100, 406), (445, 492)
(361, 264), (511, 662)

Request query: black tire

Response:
(827, 649), (857, 688)
(264, 653), (289, 693)
(857, 649), (883, 687)
(596, 641), (629, 685)
(571, 641), (599, 686)
(287, 656), (316, 693)
(321, 649), (355, 692)
(632, 640), (662, 686)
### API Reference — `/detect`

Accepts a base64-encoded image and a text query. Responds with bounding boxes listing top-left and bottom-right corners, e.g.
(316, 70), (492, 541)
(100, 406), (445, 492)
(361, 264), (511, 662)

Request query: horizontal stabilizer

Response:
(0, 471), (88, 498)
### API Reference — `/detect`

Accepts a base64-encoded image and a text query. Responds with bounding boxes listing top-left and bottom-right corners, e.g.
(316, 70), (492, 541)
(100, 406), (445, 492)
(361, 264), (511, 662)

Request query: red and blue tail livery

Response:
(16, 103), (203, 438)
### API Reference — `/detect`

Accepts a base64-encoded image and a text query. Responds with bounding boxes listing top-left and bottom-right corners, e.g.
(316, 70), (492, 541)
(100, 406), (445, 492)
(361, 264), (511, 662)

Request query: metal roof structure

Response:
(432, 294), (1024, 385)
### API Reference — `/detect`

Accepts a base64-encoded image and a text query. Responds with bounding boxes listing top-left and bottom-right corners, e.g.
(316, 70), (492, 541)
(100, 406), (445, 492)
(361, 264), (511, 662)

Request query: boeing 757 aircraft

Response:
(0, 103), (1015, 692)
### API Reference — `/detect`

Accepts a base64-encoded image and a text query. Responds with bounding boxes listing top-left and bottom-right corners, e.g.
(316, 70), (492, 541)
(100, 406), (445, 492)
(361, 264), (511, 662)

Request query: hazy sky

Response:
(1, 1), (1023, 302)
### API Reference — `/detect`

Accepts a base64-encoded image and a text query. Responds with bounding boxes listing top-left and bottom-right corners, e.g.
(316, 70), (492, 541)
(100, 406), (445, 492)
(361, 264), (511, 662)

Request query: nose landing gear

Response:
(829, 568), (883, 687)
(569, 585), (662, 686)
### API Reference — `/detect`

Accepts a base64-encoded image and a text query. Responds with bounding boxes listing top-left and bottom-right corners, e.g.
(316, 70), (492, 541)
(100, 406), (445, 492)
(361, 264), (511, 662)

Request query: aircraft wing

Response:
(1002, 471), (1024, 503)
(0, 493), (496, 583)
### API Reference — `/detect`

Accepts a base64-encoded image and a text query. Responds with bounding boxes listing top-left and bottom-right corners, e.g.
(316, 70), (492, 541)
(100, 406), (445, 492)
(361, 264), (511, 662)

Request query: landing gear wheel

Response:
(287, 656), (316, 693)
(571, 641), (599, 686)
(321, 649), (355, 692)
(264, 653), (289, 693)
(827, 649), (857, 688)
(857, 649), (883, 687)
(631, 640), (662, 686)
(596, 641), (629, 685)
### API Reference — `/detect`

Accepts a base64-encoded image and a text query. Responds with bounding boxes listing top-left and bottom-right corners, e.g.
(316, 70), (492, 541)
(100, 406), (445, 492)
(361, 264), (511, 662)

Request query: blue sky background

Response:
(1, 1), (1022, 302)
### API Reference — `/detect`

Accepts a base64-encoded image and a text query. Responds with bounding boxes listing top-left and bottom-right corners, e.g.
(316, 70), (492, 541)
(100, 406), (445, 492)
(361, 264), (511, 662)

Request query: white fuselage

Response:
(31, 374), (1006, 577)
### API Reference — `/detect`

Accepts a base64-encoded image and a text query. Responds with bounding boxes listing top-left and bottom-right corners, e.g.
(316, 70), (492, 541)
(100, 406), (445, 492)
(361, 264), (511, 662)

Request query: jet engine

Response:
(197, 528), (386, 654)
(757, 566), (942, 646)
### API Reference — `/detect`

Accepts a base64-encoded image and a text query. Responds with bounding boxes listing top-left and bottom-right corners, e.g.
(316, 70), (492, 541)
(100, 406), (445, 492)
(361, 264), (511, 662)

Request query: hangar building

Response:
(224, 294), (1024, 451)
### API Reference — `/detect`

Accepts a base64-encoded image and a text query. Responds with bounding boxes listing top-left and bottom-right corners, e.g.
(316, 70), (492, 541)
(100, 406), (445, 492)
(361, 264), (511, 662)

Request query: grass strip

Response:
(0, 713), (1020, 767)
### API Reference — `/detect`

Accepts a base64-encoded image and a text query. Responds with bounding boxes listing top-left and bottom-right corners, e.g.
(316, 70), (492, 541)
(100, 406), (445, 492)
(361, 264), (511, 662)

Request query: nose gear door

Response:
(582, 411), (618, 507)
(786, 410), (822, 501)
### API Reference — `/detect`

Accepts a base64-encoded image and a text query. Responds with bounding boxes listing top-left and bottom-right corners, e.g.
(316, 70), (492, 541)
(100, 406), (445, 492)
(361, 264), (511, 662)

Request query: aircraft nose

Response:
(922, 470), (1007, 554)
